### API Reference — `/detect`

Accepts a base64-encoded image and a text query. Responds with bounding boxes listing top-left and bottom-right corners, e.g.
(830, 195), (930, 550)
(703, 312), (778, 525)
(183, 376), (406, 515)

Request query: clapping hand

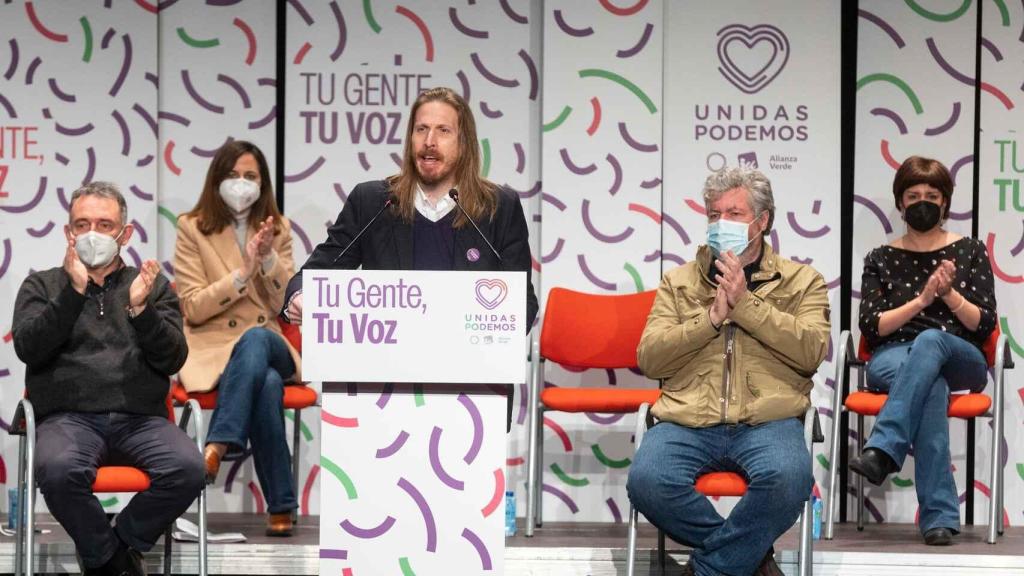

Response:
(254, 216), (274, 256)
(917, 274), (940, 308)
(242, 217), (275, 280)
(932, 259), (956, 296)
(129, 259), (160, 313)
(714, 251), (747, 309)
(63, 239), (88, 294)
(709, 284), (731, 328)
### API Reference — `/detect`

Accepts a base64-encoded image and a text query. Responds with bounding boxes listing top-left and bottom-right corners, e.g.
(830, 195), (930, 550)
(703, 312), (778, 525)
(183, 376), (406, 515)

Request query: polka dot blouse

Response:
(858, 237), (997, 351)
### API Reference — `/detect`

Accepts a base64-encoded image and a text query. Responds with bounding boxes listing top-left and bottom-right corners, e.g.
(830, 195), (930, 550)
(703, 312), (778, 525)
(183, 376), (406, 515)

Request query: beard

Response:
(415, 155), (456, 186)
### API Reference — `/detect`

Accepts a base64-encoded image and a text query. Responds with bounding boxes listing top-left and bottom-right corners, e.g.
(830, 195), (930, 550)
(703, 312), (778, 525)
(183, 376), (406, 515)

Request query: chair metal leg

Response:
(199, 485), (208, 576)
(798, 405), (815, 576)
(856, 413), (865, 532)
(163, 526), (172, 576)
(625, 505), (638, 576)
(14, 435), (26, 576)
(535, 406), (545, 528)
(966, 418), (975, 525)
(798, 499), (813, 576)
(292, 408), (303, 525)
(181, 399), (209, 574)
(824, 332), (851, 540)
(625, 402), (651, 576)
(988, 337), (1007, 544)
(657, 529), (666, 575)
(24, 403), (36, 576)
(524, 347), (543, 537)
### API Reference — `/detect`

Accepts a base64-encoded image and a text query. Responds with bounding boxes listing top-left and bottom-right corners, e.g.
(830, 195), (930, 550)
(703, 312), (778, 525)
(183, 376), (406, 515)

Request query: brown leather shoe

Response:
(203, 445), (223, 485)
(266, 513), (294, 537)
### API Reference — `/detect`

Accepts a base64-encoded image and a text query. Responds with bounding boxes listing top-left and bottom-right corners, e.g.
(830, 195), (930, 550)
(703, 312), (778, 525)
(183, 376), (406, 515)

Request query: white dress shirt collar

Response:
(414, 185), (456, 222)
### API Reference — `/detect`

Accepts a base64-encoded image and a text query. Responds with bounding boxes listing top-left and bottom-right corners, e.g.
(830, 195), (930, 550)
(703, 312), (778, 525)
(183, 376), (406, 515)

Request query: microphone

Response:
(448, 189), (502, 262)
(332, 195), (397, 263)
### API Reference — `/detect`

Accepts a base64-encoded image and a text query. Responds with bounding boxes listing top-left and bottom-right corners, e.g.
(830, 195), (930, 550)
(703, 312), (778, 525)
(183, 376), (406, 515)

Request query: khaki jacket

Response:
(173, 214), (301, 392)
(638, 244), (830, 427)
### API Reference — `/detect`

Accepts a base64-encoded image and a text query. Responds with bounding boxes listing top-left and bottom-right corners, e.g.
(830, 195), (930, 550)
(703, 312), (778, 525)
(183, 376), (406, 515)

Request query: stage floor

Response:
(5, 513), (1024, 575)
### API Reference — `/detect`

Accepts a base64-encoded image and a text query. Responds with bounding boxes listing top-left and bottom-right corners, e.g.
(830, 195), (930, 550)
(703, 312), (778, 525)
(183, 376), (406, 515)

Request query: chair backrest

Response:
(279, 316), (302, 354)
(539, 288), (656, 369)
(856, 335), (872, 363)
(857, 323), (1002, 368)
(982, 323), (1001, 368)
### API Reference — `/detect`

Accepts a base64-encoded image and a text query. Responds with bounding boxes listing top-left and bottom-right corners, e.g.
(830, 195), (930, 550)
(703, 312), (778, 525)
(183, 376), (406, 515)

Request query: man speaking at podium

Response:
(282, 85), (537, 328)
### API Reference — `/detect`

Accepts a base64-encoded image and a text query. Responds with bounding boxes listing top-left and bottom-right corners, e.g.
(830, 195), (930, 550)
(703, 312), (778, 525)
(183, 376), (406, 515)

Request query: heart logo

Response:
(716, 24), (790, 94)
(475, 279), (508, 310)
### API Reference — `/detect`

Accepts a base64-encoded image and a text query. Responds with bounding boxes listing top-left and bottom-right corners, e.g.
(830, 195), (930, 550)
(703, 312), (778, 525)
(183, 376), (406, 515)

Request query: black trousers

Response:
(34, 411), (205, 568)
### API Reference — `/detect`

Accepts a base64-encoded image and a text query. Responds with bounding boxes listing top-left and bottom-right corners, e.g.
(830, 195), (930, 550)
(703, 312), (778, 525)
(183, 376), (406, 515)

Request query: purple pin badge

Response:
(466, 247), (481, 262)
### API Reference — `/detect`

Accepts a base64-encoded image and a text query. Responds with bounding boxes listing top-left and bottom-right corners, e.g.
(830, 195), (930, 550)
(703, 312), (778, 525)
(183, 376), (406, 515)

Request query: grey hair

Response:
(701, 166), (775, 236)
(69, 181), (128, 225)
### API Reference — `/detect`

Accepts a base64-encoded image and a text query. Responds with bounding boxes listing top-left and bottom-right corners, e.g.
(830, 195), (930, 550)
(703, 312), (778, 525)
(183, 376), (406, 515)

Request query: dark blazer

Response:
(285, 179), (539, 328)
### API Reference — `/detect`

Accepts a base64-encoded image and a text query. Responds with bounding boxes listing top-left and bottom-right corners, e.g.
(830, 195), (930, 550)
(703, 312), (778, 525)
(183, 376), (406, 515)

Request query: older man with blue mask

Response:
(626, 166), (831, 576)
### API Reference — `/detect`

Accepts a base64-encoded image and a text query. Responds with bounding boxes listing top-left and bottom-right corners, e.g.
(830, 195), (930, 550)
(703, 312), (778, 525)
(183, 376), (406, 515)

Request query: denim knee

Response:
(911, 328), (948, 352)
(236, 327), (276, 352)
(627, 442), (673, 516)
(752, 454), (813, 508)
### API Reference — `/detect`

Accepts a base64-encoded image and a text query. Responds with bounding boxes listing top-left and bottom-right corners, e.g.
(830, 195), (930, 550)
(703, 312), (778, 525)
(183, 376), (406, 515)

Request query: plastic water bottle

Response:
(811, 496), (822, 540)
(7, 487), (18, 529)
(504, 490), (517, 536)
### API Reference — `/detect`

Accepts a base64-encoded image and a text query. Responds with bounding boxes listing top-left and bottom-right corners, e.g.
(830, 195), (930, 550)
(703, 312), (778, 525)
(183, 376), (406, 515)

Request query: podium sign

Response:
(309, 271), (525, 575)
(302, 270), (527, 383)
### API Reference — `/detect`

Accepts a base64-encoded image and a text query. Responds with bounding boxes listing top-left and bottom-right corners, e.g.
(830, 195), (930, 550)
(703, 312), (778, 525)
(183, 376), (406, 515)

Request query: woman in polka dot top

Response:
(849, 156), (997, 547)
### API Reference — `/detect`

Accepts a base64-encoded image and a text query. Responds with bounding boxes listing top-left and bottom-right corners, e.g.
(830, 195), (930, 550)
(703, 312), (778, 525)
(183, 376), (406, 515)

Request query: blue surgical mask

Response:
(707, 218), (754, 258)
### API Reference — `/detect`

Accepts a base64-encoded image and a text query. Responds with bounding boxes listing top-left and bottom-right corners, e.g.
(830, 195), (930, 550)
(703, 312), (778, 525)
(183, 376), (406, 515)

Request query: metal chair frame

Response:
(10, 398), (208, 576)
(823, 329), (1011, 544)
(625, 403), (818, 576)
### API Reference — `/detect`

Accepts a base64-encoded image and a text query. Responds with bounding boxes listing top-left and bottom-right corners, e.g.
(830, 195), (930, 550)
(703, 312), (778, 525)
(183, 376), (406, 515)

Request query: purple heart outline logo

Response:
(475, 279), (508, 310)
(716, 24), (790, 94)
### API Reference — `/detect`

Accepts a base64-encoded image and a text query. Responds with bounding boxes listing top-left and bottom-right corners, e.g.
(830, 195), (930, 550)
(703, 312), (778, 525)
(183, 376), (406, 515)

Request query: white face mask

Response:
(218, 178), (260, 213)
(74, 229), (124, 269)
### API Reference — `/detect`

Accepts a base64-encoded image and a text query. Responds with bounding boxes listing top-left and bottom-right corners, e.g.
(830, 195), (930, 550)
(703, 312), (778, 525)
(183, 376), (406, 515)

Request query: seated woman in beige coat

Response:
(173, 140), (301, 536)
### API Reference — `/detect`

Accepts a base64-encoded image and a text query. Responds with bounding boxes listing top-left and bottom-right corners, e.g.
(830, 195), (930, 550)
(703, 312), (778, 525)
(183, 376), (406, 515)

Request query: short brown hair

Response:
(387, 87), (497, 227)
(892, 156), (953, 218)
(186, 140), (283, 235)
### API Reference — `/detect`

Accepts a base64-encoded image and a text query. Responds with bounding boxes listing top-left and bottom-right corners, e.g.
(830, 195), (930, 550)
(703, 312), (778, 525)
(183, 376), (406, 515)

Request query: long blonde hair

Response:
(387, 87), (497, 227)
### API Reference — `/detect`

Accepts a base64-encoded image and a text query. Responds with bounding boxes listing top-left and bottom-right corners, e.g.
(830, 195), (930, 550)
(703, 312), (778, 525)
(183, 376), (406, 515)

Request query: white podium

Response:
(304, 270), (527, 575)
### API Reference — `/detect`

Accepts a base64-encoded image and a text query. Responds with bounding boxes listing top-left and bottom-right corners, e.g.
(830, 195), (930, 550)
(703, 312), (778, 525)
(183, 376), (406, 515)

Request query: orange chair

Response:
(10, 394), (207, 576)
(524, 288), (660, 537)
(172, 317), (317, 522)
(626, 402), (819, 576)
(824, 328), (1012, 543)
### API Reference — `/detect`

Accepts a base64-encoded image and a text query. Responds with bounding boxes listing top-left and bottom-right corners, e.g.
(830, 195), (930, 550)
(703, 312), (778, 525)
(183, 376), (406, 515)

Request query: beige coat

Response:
(173, 214), (301, 393)
(638, 244), (830, 427)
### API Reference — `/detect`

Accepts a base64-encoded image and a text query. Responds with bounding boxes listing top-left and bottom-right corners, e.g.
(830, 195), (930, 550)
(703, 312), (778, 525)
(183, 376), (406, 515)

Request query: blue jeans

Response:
(35, 412), (205, 567)
(864, 328), (988, 534)
(627, 418), (811, 576)
(207, 328), (298, 514)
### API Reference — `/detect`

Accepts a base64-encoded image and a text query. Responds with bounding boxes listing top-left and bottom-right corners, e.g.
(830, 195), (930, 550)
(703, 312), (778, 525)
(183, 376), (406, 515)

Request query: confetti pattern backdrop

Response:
(1, 0), (1022, 542)
(850, 0), (1024, 528)
(536, 0), (664, 525)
